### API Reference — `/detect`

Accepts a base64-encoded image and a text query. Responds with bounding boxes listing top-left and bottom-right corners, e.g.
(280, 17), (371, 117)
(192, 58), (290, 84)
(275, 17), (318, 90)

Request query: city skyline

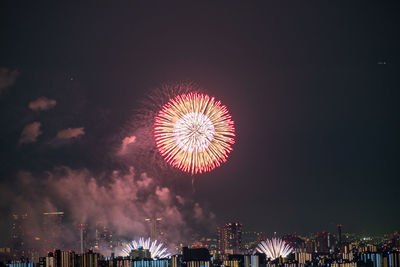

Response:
(2, 218), (400, 266)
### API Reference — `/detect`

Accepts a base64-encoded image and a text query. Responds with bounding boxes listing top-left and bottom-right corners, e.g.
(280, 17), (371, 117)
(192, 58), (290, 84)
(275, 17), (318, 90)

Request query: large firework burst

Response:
(255, 238), (293, 260)
(121, 237), (170, 258)
(154, 92), (235, 174)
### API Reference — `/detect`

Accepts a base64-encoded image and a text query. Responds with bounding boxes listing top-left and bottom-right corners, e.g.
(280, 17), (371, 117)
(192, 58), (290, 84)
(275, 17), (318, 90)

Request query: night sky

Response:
(1, 2), (399, 243)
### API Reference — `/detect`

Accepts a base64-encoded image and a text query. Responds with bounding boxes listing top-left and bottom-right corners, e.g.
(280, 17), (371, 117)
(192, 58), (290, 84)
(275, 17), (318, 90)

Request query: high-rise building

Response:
(226, 254), (244, 267)
(42, 212), (64, 251)
(294, 252), (312, 264)
(94, 223), (113, 252)
(145, 218), (162, 240)
(76, 250), (99, 267)
(242, 232), (264, 253)
(337, 224), (342, 245)
(315, 232), (335, 254)
(281, 234), (305, 250)
(182, 247), (211, 267)
(222, 260), (240, 267)
(249, 254), (262, 267)
(359, 252), (382, 267)
(391, 231), (400, 250)
(129, 247), (151, 260)
(217, 222), (242, 255)
(78, 224), (88, 254)
(304, 238), (317, 253)
(182, 247), (211, 262)
(11, 213), (28, 258)
(60, 250), (75, 267)
(43, 212), (64, 228)
(110, 258), (169, 267)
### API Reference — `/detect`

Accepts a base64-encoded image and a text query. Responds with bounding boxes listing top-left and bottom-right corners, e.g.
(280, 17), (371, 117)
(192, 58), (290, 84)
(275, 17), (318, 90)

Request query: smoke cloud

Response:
(5, 166), (215, 253)
(56, 127), (85, 139)
(116, 82), (203, 172)
(2, 82), (218, 256)
(0, 67), (19, 96)
(19, 121), (42, 144)
(29, 97), (57, 111)
(119, 136), (137, 155)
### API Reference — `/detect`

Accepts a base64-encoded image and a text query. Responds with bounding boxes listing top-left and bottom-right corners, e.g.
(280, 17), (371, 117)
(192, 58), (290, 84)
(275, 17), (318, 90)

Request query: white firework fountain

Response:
(120, 237), (171, 258)
(255, 238), (293, 260)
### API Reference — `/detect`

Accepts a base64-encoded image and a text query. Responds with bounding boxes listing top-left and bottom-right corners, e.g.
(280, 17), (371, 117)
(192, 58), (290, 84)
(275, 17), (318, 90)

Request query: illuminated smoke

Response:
(116, 82), (202, 172)
(3, 167), (216, 252)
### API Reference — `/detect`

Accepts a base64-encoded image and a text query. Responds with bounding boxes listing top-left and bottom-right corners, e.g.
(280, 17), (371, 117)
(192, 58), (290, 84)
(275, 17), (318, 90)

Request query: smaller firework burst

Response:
(120, 237), (171, 258)
(255, 238), (293, 260)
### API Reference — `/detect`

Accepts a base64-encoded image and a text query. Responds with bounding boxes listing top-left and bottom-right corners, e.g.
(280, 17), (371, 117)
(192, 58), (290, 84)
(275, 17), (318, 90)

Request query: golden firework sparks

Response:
(154, 93), (235, 174)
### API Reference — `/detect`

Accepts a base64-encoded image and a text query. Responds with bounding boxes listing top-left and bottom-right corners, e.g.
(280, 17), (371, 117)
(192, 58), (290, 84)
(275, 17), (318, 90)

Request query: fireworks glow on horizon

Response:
(120, 237), (171, 258)
(255, 238), (294, 260)
(154, 92), (235, 174)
